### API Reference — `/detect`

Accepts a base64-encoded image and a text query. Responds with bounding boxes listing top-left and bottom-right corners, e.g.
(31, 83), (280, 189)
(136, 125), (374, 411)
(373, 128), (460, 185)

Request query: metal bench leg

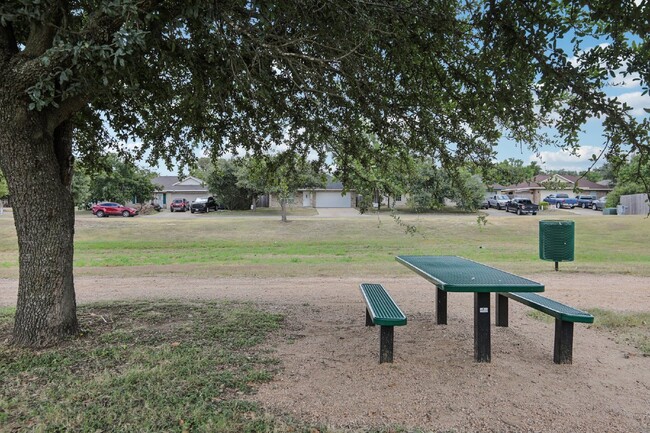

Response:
(554, 319), (574, 364)
(379, 326), (394, 363)
(474, 292), (491, 362)
(495, 294), (509, 327)
(436, 287), (447, 325)
(365, 308), (375, 326)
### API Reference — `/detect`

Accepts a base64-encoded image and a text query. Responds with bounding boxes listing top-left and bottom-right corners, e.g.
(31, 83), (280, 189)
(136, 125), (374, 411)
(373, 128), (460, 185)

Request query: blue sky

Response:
(496, 35), (649, 172)
(496, 91), (649, 172)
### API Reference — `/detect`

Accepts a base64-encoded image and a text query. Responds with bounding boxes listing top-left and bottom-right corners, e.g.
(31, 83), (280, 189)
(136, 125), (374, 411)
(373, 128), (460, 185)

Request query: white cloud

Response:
(568, 43), (610, 68)
(617, 91), (650, 116)
(530, 145), (606, 171)
(568, 44), (646, 93)
(609, 71), (642, 88)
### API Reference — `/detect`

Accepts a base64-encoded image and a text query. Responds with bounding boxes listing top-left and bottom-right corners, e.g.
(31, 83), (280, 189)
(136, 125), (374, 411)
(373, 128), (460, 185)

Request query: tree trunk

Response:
(280, 200), (287, 222)
(0, 104), (79, 347)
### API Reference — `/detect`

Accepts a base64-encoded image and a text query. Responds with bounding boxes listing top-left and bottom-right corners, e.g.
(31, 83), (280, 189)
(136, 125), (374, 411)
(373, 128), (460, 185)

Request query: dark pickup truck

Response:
(505, 198), (539, 215)
(575, 194), (597, 208)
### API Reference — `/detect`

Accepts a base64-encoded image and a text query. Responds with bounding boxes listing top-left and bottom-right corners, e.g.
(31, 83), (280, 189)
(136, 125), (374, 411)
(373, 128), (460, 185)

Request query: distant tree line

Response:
(72, 155), (157, 208)
(193, 153), (326, 222)
(66, 152), (648, 214)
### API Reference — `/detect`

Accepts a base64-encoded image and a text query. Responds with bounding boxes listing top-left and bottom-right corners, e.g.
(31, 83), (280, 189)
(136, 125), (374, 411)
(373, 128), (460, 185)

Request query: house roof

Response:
(532, 174), (606, 190)
(152, 176), (209, 192)
(326, 180), (344, 190)
(501, 180), (546, 191)
(297, 177), (348, 191)
(501, 174), (612, 192)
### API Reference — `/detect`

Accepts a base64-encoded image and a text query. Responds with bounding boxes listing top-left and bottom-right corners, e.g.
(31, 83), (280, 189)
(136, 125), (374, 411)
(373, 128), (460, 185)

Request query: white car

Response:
(487, 195), (510, 210)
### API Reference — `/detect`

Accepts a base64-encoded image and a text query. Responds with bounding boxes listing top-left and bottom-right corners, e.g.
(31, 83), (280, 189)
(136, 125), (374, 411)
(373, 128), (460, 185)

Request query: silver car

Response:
(592, 197), (607, 211)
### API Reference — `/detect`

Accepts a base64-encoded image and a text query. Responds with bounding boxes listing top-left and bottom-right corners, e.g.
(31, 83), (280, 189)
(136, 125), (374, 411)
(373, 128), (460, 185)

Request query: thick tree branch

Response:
(47, 93), (89, 132)
(22, 1), (64, 58)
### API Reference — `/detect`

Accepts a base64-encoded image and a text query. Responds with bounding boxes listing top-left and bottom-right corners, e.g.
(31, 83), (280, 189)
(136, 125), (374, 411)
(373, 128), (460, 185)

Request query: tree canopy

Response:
(85, 154), (158, 205)
(206, 158), (253, 210)
(2, 1), (648, 175)
(482, 159), (542, 187)
(242, 153), (326, 221)
(605, 154), (650, 207)
(1, 0), (649, 347)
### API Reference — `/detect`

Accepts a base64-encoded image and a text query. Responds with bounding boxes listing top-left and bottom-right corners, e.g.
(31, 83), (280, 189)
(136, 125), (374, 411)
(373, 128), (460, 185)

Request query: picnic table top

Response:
(395, 255), (544, 293)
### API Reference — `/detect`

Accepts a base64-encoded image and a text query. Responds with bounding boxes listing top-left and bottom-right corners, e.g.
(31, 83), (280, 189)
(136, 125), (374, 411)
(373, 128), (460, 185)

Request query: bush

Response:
(606, 183), (645, 208)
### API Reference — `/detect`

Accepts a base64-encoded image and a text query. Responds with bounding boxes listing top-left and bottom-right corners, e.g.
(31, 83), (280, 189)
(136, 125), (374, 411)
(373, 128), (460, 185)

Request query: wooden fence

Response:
(620, 194), (650, 215)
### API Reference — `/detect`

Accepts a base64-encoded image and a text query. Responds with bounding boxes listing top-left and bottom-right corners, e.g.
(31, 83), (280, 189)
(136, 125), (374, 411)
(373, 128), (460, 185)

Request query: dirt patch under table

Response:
(1, 273), (649, 432)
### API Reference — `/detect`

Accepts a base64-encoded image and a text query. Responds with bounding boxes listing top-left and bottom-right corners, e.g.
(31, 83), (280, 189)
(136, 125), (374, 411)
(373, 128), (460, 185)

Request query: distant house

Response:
(501, 174), (612, 203)
(151, 176), (209, 209)
(266, 176), (411, 209)
(270, 180), (357, 208)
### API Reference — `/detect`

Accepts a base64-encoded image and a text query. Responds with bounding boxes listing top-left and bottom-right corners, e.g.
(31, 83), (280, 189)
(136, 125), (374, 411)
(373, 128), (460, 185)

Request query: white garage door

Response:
(315, 191), (352, 208)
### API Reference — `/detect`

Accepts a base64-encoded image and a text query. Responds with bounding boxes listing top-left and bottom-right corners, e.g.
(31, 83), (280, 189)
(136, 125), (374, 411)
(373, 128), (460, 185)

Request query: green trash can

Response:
(539, 220), (575, 271)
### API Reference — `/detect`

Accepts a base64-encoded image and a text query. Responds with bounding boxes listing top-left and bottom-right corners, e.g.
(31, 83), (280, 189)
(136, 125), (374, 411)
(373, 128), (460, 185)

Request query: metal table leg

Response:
(436, 287), (447, 325)
(474, 292), (491, 362)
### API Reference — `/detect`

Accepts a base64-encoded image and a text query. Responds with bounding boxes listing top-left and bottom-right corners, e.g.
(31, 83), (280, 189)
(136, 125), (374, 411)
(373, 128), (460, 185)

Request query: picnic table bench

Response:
(359, 283), (407, 363)
(496, 291), (594, 364)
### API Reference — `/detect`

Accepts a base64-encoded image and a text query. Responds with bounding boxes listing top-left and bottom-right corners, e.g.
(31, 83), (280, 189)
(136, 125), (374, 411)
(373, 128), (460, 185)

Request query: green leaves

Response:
(2, 0), (649, 195)
(84, 154), (157, 204)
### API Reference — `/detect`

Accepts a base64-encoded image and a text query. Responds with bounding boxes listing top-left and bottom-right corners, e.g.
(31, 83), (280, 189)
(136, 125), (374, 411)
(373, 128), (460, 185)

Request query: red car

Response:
(170, 198), (190, 212)
(91, 202), (139, 218)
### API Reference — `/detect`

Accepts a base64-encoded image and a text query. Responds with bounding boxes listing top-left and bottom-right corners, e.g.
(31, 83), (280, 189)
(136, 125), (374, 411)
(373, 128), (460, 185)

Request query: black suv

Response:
(191, 197), (218, 213)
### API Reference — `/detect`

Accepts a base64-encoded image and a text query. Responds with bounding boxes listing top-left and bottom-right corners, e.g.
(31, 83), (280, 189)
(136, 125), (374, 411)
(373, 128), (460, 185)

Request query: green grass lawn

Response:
(1, 211), (649, 277)
(0, 301), (317, 432)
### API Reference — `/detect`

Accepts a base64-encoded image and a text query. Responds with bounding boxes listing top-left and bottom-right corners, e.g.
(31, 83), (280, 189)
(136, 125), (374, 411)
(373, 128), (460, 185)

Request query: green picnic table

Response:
(396, 255), (545, 362)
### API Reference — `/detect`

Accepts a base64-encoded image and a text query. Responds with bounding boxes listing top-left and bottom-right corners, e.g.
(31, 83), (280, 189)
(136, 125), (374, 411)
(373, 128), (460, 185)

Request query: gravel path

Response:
(1, 273), (649, 432)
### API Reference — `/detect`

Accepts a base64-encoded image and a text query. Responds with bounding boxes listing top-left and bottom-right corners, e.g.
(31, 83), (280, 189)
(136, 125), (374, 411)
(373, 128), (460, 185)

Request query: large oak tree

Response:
(1, 0), (648, 347)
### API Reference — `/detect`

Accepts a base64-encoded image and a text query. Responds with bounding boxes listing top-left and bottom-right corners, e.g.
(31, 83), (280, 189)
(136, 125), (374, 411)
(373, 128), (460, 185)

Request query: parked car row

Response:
(483, 194), (608, 215)
(543, 193), (609, 211)
(167, 196), (225, 213)
(484, 196), (538, 215)
(91, 196), (225, 218)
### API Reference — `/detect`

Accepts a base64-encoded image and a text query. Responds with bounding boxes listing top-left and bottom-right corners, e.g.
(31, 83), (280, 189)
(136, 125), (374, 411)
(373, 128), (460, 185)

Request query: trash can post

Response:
(539, 220), (575, 271)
